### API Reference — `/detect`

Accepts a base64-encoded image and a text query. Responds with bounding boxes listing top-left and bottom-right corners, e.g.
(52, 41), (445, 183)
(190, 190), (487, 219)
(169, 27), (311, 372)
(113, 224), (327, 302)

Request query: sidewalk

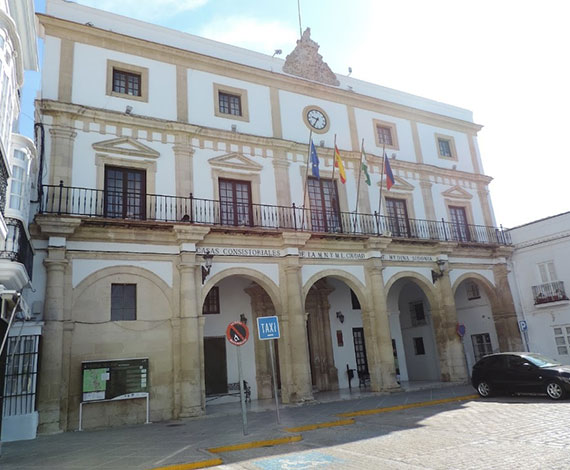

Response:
(0, 383), (477, 470)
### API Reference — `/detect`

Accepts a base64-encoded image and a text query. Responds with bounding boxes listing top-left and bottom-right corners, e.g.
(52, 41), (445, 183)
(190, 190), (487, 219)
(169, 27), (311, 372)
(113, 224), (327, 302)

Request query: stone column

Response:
(364, 258), (399, 391)
(272, 155), (292, 209)
(282, 260), (313, 403)
(492, 263), (524, 351)
(178, 253), (204, 417)
(37, 250), (68, 434)
(173, 134), (195, 199)
(48, 117), (77, 186)
(433, 266), (468, 381)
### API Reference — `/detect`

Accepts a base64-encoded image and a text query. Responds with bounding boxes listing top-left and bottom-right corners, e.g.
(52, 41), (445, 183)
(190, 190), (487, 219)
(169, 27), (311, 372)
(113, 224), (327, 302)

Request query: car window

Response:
(506, 356), (528, 368)
(523, 353), (561, 368)
(479, 355), (504, 369)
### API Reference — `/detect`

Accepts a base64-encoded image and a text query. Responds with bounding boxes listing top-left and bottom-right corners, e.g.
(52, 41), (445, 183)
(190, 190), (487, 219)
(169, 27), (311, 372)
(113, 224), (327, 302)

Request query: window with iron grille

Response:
(376, 125), (393, 146)
(471, 333), (493, 362)
(307, 177), (341, 233)
(111, 284), (137, 321)
(219, 178), (252, 226)
(467, 281), (481, 300)
(409, 301), (426, 326)
(112, 68), (142, 97)
(203, 286), (220, 314)
(553, 326), (570, 355)
(104, 166), (146, 219)
(3, 335), (40, 417)
(218, 92), (242, 116)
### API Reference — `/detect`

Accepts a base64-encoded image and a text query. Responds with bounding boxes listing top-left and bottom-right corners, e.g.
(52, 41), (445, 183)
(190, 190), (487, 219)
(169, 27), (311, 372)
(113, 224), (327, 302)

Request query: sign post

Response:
(257, 316), (281, 424)
(226, 321), (249, 435)
(456, 324), (470, 378)
(519, 320), (529, 351)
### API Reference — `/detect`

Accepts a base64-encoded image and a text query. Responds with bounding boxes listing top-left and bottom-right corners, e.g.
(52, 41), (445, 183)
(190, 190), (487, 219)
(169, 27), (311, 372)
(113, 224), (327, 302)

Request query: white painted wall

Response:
(509, 212), (570, 364)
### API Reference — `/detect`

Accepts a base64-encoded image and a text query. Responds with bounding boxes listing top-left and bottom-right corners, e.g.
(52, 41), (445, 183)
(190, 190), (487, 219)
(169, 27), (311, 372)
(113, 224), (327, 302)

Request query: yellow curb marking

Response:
(208, 434), (302, 454)
(337, 394), (479, 418)
(285, 418), (355, 433)
(150, 457), (223, 470)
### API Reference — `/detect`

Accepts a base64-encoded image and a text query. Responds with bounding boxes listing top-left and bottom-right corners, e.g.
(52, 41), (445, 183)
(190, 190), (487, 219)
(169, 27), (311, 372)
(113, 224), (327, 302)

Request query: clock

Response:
(302, 105), (330, 134)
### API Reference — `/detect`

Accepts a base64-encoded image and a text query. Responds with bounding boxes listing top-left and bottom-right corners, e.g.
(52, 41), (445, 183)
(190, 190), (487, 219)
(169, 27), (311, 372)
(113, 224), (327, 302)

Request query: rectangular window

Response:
(113, 69), (142, 97)
(376, 125), (393, 146)
(203, 286), (220, 314)
(350, 289), (361, 310)
(467, 281), (481, 300)
(111, 284), (137, 321)
(409, 301), (426, 326)
(104, 166), (146, 219)
(471, 333), (493, 362)
(438, 138), (452, 157)
(538, 261), (557, 283)
(385, 198), (410, 237)
(218, 92), (242, 116)
(449, 206), (471, 242)
(307, 177), (341, 233)
(413, 337), (425, 355)
(9, 165), (25, 210)
(553, 326), (570, 355)
(219, 178), (252, 226)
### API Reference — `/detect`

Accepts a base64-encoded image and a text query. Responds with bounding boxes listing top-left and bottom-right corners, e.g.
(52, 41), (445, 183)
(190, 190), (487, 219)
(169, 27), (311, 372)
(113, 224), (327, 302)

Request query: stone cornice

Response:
(38, 13), (482, 134)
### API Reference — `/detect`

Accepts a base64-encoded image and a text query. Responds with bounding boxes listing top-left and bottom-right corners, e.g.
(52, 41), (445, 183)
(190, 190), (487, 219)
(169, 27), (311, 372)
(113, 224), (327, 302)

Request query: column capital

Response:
(49, 126), (77, 141)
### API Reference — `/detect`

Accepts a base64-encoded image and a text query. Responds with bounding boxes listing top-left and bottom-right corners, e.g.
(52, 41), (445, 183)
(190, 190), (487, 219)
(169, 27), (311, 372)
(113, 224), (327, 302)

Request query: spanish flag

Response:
(334, 145), (346, 184)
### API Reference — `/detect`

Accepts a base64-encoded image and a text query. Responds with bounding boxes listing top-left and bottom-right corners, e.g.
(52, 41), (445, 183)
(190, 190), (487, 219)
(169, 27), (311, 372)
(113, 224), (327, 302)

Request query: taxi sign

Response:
(257, 316), (280, 340)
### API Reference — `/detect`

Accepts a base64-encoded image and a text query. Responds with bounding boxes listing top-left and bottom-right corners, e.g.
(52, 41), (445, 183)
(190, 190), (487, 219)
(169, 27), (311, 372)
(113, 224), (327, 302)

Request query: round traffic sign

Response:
(456, 323), (466, 338)
(226, 321), (249, 346)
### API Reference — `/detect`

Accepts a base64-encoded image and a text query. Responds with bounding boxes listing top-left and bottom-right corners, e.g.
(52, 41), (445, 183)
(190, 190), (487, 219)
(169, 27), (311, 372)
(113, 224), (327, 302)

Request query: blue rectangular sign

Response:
(257, 316), (280, 340)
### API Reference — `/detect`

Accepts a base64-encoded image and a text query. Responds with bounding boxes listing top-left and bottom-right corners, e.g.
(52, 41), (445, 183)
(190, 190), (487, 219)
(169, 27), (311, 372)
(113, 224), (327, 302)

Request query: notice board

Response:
(81, 358), (149, 402)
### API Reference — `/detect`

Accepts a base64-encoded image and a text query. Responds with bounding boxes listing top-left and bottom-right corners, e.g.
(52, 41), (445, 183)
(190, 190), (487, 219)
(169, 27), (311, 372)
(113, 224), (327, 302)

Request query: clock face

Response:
(306, 109), (327, 130)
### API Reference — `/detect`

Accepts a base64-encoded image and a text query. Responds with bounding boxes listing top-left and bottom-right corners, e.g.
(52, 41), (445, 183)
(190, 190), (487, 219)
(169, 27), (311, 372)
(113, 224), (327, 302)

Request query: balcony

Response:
(0, 218), (34, 282)
(532, 281), (569, 305)
(39, 183), (511, 246)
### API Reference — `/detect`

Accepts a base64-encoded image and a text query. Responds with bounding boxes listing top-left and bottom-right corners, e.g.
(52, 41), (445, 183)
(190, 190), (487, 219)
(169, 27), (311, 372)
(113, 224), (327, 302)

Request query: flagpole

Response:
(301, 129), (313, 230)
(355, 139), (364, 213)
(331, 134), (337, 183)
(378, 143), (386, 223)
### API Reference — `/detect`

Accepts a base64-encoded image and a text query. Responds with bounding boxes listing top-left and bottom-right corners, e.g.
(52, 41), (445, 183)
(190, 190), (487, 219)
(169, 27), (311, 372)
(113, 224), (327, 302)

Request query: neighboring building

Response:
(32, 0), (521, 434)
(509, 212), (570, 364)
(0, 0), (39, 443)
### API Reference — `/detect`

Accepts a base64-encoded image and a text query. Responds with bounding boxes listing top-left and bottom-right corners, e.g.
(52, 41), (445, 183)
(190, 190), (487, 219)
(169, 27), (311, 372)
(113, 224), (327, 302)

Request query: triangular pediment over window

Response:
(92, 137), (160, 158)
(442, 185), (473, 200)
(378, 176), (414, 192)
(208, 153), (263, 172)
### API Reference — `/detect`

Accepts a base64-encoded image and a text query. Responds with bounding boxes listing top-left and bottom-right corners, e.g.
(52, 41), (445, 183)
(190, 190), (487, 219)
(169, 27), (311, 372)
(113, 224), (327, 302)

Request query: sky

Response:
(24, 0), (570, 228)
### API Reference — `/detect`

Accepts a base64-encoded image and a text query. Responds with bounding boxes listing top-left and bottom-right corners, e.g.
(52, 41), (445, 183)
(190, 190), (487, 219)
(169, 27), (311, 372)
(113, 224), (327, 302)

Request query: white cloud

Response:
(199, 17), (298, 56)
(76, 0), (209, 20)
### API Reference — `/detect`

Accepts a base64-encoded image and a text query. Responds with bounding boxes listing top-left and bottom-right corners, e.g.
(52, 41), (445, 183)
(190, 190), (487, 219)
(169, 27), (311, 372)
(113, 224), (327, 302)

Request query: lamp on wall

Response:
(125, 105), (133, 115)
(336, 311), (345, 324)
(431, 258), (446, 283)
(201, 250), (214, 284)
(239, 313), (248, 325)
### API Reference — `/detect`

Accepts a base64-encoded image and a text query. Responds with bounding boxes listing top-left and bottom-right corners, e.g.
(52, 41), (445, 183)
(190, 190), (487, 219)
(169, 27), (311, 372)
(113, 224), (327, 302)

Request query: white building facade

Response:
(509, 212), (570, 364)
(32, 0), (522, 434)
(0, 0), (39, 444)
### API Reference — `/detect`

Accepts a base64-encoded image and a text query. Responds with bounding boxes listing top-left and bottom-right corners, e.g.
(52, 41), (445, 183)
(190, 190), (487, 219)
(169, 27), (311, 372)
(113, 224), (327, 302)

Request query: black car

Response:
(471, 352), (570, 400)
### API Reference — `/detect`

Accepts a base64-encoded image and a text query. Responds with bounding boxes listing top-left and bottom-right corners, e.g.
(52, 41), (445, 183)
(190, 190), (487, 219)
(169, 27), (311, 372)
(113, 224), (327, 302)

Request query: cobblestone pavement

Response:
(1, 386), (569, 469)
(217, 396), (570, 470)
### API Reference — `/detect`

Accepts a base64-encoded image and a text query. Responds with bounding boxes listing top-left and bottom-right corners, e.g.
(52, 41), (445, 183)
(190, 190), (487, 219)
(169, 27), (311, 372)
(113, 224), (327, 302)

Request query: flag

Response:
(310, 140), (320, 179)
(334, 145), (346, 184)
(361, 149), (371, 186)
(384, 153), (395, 190)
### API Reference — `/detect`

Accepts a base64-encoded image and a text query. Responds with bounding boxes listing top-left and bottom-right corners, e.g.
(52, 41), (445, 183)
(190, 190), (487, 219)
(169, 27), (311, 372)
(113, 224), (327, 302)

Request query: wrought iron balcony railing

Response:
(39, 183), (511, 246)
(0, 218), (34, 280)
(532, 281), (568, 305)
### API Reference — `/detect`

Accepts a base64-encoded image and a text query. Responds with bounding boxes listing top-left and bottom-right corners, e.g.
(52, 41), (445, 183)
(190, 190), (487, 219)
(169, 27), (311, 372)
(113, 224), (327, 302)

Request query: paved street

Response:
(1, 385), (569, 470)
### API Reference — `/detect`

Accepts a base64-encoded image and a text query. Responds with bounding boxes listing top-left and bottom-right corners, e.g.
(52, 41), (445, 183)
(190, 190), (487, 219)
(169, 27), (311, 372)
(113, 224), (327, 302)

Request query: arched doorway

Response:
(304, 276), (368, 391)
(386, 276), (440, 382)
(454, 276), (500, 373)
(201, 273), (281, 404)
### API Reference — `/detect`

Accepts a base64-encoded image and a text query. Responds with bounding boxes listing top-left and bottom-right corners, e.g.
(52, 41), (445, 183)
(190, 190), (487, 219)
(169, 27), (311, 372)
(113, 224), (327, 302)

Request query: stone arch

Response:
(73, 264), (173, 314)
(202, 266), (282, 313)
(302, 269), (369, 312)
(452, 272), (500, 311)
(384, 270), (439, 310)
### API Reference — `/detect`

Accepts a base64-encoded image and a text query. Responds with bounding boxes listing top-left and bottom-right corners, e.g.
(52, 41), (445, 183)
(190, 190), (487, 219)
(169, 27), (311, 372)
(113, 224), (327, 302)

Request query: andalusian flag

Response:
(361, 150), (371, 186)
(334, 145), (346, 184)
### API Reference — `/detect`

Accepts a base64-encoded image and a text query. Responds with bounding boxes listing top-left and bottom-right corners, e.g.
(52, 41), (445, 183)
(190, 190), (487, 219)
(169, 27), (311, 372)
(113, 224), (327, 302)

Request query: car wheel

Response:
(476, 381), (492, 398)
(545, 381), (566, 400)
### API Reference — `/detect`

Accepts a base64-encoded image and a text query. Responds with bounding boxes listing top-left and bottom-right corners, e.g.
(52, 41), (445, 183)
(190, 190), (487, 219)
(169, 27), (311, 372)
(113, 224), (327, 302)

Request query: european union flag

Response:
(310, 140), (320, 179)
